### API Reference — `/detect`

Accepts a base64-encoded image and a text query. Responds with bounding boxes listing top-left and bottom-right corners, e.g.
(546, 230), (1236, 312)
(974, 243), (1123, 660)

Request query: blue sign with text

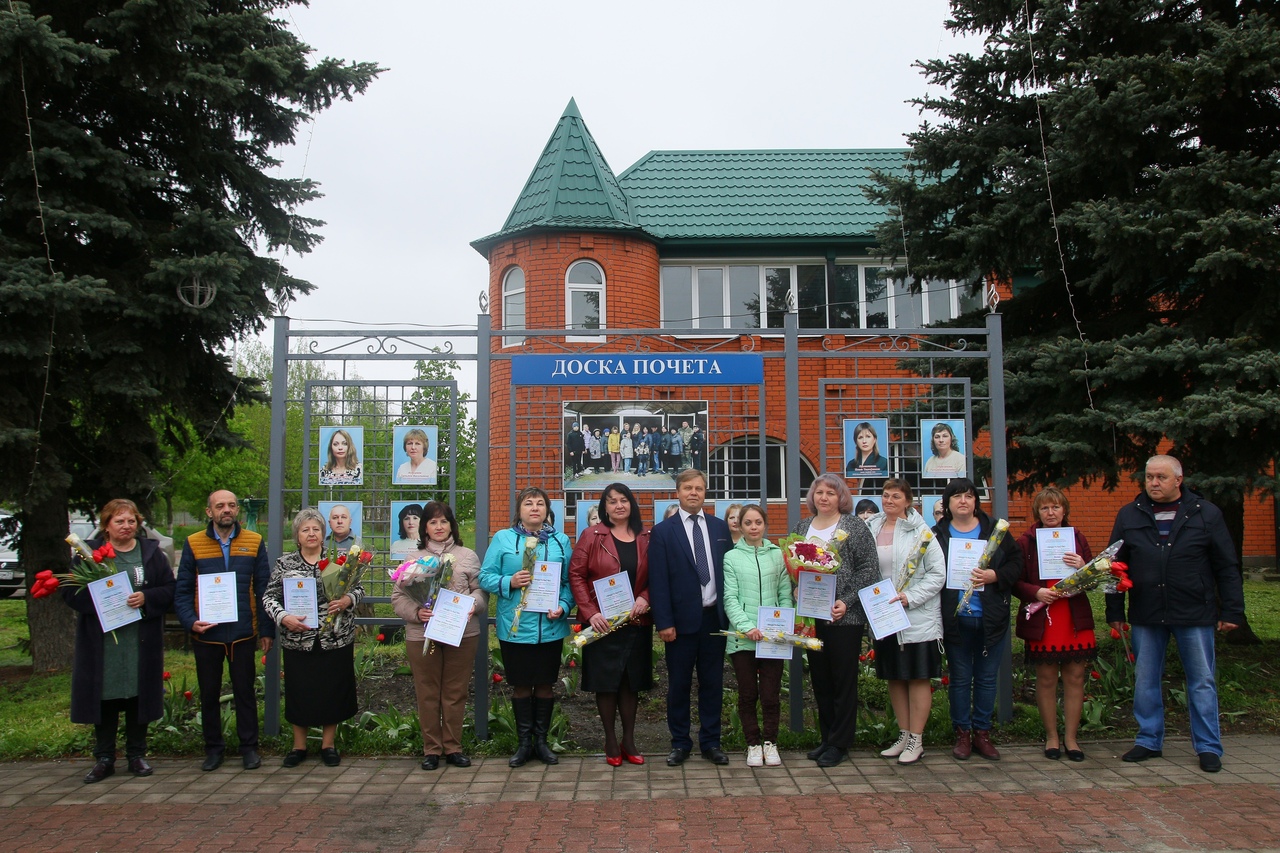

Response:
(512, 354), (764, 386)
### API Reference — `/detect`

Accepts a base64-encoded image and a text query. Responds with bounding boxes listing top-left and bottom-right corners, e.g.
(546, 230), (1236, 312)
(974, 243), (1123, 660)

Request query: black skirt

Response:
(873, 637), (942, 681)
(581, 623), (653, 693)
(283, 640), (358, 727)
(499, 639), (563, 686)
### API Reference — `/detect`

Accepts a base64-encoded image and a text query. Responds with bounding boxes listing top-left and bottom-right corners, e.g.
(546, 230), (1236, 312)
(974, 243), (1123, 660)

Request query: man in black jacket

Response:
(1106, 455), (1245, 773)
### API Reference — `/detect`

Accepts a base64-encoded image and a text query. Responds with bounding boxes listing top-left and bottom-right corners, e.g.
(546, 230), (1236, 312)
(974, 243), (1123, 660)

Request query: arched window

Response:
(709, 437), (815, 502)
(566, 260), (605, 335)
(502, 266), (525, 346)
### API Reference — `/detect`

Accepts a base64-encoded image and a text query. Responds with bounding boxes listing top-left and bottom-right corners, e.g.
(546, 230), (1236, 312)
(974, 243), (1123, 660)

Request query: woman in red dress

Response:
(1014, 488), (1096, 762)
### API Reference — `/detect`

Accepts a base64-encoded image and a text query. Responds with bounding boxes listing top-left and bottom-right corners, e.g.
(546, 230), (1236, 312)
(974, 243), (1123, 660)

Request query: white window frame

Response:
(565, 259), (606, 342)
(708, 437), (816, 502)
(501, 266), (526, 347)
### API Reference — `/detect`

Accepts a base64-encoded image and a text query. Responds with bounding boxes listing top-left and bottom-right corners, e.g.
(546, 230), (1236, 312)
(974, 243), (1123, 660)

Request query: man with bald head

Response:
(175, 490), (273, 771)
(1107, 455), (1244, 773)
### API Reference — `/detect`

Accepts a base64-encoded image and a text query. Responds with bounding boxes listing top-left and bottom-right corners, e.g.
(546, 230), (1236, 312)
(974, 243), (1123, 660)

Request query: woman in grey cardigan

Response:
(791, 473), (878, 767)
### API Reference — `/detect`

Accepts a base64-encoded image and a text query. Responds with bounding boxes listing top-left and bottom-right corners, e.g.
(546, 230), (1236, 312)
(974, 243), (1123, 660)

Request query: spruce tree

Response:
(0, 1), (380, 667)
(873, 0), (1279, 638)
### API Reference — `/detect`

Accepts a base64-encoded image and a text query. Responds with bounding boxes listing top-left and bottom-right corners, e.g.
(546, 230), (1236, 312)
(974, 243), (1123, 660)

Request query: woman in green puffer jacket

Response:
(722, 505), (793, 768)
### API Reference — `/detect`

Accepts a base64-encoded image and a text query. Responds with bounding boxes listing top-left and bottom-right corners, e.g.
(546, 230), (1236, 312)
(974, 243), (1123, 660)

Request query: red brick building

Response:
(471, 100), (1276, 563)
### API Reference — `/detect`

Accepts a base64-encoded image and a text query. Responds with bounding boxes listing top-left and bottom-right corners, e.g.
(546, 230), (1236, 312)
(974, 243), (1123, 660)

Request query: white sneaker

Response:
(898, 733), (924, 765)
(746, 745), (764, 767)
(880, 731), (910, 758)
(762, 742), (782, 766)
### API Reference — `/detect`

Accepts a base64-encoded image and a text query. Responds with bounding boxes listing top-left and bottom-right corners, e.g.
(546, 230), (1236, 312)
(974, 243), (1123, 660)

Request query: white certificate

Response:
(755, 606), (795, 660)
(522, 560), (562, 613)
(946, 539), (984, 590)
(197, 571), (239, 624)
(593, 572), (635, 621)
(425, 591), (476, 648)
(858, 580), (911, 641)
(283, 577), (319, 629)
(795, 570), (837, 620)
(88, 571), (143, 634)
(1036, 527), (1076, 581)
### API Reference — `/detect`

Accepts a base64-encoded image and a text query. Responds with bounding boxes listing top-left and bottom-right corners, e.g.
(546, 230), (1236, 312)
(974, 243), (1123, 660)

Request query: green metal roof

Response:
(471, 99), (640, 253)
(617, 149), (909, 241)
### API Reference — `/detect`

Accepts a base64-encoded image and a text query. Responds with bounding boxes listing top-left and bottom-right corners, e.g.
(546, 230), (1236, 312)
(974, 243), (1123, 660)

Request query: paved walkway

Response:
(2, 736), (1279, 852)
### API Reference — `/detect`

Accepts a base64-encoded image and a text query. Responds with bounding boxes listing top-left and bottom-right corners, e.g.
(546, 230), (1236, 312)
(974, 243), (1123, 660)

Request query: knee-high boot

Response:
(532, 696), (559, 765)
(508, 697), (534, 768)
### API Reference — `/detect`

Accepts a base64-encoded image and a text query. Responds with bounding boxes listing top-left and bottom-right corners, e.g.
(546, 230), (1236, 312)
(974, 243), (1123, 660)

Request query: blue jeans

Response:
(945, 616), (1002, 731)
(1132, 624), (1221, 756)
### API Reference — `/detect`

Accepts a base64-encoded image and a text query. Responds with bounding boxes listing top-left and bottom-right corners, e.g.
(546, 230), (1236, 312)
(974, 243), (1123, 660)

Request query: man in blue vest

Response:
(175, 490), (273, 771)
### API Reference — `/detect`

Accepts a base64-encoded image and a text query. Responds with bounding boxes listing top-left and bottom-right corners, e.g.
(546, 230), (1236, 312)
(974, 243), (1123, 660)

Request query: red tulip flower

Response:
(163, 671), (171, 681)
(1110, 627), (1122, 640)
(568, 660), (576, 668)
(183, 690), (193, 701)
(1091, 670), (1101, 680)
(492, 672), (503, 683)
(941, 675), (950, 686)
(335, 554), (347, 566)
(317, 559), (329, 571)
(376, 633), (386, 642)
(572, 624), (582, 633)
(261, 655), (267, 665)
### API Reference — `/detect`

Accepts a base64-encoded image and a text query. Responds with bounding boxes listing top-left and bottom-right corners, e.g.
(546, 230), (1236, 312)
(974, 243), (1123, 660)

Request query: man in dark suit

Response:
(648, 469), (732, 766)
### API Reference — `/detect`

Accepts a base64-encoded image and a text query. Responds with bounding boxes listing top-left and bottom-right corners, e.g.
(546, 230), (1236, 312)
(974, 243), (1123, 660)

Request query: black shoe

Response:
(201, 751), (224, 772)
(815, 746), (848, 768)
(444, 752), (471, 767)
(282, 749), (308, 768)
(1066, 748), (1085, 762)
(666, 748), (691, 766)
(1043, 746), (1061, 760)
(128, 757), (154, 777)
(1122, 745), (1162, 763)
(420, 755), (440, 771)
(83, 760), (114, 784)
(701, 747), (729, 765)
(806, 742), (829, 761)
(1198, 752), (1222, 773)
(241, 750), (261, 770)
(320, 747), (341, 767)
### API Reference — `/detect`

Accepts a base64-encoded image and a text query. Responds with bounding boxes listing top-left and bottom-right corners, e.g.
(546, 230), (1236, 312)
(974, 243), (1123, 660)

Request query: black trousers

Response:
(806, 622), (864, 749)
(194, 636), (259, 753)
(94, 696), (148, 762)
(663, 607), (726, 751)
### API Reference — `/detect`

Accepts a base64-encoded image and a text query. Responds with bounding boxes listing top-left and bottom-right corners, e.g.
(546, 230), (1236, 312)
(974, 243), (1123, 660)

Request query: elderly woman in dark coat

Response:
(64, 499), (176, 784)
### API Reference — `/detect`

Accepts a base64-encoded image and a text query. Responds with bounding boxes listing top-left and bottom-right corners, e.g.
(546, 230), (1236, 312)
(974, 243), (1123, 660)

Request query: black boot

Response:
(532, 696), (559, 765)
(508, 697), (534, 768)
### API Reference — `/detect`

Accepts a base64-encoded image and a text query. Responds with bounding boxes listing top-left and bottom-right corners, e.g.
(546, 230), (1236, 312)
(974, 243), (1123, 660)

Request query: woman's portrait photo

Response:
(854, 496), (883, 521)
(921, 419), (967, 479)
(393, 425), (439, 485)
(319, 427), (364, 486)
(843, 418), (890, 478)
(390, 501), (425, 559)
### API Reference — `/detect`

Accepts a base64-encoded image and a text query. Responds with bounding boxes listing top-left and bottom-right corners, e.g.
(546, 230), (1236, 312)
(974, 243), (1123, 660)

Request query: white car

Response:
(0, 511), (22, 597)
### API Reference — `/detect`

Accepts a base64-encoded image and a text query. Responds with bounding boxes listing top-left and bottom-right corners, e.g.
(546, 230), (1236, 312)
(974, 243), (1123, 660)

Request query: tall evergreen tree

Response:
(0, 1), (380, 667)
(872, 0), (1280, 624)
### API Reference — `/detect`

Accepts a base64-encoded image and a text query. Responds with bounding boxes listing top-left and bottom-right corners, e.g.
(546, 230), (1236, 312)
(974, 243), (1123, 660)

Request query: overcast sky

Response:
(267, 0), (981, 338)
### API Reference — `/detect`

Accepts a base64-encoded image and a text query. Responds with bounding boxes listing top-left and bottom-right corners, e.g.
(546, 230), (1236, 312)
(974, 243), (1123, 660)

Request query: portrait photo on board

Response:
(389, 501), (425, 560)
(318, 426), (364, 486)
(921, 419), (967, 479)
(843, 418), (890, 479)
(318, 501), (363, 553)
(392, 425), (439, 485)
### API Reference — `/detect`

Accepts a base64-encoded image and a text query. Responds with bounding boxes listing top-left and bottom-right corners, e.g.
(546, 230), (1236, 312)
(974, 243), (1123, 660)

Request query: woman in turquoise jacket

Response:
(480, 486), (573, 768)
(722, 504), (793, 768)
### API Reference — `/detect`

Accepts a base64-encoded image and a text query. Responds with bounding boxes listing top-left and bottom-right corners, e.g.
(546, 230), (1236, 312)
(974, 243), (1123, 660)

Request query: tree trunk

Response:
(24, 487), (75, 671)
(1218, 493), (1262, 645)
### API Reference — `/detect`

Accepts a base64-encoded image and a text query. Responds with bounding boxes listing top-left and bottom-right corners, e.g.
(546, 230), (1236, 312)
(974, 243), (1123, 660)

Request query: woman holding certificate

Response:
(934, 478), (1022, 761)
(1014, 488), (1095, 762)
(393, 501), (486, 771)
(480, 486), (573, 768)
(791, 473), (879, 768)
(65, 499), (176, 784)
(263, 508), (365, 769)
(722, 504), (791, 768)
(864, 480), (945, 764)
(568, 483), (652, 767)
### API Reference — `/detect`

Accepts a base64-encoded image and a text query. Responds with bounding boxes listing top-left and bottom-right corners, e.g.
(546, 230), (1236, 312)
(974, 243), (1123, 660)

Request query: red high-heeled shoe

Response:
(605, 754), (623, 767)
(621, 749), (645, 765)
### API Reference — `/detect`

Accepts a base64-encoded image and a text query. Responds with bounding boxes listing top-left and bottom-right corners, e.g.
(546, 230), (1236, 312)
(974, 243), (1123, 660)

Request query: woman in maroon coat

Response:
(64, 499), (176, 783)
(1014, 488), (1095, 762)
(569, 483), (653, 765)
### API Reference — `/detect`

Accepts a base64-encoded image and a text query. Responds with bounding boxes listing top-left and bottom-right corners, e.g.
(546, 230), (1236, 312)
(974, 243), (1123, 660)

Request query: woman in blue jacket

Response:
(480, 486), (573, 767)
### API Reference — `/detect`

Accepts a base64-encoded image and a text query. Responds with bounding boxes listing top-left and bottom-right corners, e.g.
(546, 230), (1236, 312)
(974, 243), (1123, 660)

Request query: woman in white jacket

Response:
(864, 479), (946, 765)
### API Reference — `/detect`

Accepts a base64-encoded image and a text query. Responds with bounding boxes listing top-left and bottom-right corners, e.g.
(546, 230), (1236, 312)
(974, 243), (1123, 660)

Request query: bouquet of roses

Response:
(321, 541), (372, 632)
(1024, 540), (1129, 617)
(714, 629), (824, 651)
(509, 535), (540, 633)
(779, 531), (844, 583)
(569, 612), (633, 649)
(894, 529), (934, 592)
(955, 520), (1010, 615)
